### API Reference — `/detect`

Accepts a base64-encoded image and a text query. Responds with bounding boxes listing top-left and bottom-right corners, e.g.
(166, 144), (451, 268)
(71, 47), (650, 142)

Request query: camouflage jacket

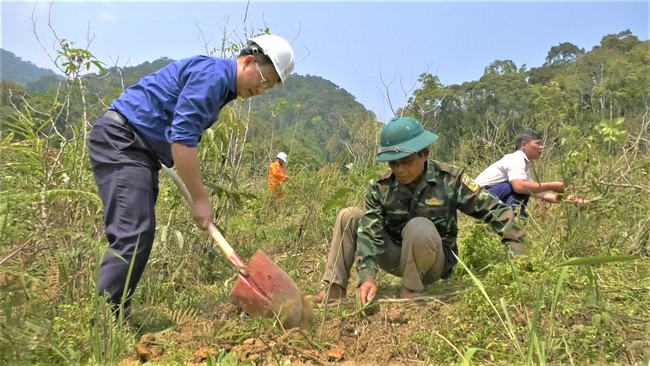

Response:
(356, 160), (525, 284)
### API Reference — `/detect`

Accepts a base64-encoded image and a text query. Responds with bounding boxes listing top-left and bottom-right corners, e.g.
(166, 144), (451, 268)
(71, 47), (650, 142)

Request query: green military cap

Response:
(376, 117), (438, 162)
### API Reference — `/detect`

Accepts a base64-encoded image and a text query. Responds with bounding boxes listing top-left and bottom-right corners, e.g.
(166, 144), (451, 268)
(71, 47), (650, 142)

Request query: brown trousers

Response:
(322, 207), (446, 292)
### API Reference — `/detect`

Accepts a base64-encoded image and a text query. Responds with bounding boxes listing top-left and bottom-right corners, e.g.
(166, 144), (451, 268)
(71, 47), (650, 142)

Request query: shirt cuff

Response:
(358, 267), (377, 285)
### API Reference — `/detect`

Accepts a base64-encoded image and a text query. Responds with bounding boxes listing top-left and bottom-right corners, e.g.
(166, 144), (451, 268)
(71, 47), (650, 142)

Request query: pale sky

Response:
(1, 1), (648, 122)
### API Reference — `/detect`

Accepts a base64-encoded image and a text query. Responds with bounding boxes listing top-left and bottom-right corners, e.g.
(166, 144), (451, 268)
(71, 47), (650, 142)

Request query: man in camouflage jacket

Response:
(318, 117), (527, 305)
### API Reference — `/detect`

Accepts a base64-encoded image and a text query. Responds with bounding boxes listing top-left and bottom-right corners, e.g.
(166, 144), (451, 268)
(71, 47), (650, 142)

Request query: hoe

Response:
(163, 166), (312, 329)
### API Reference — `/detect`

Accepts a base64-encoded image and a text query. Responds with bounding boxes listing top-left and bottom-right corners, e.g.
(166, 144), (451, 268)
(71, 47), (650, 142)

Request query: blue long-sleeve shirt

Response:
(110, 56), (238, 166)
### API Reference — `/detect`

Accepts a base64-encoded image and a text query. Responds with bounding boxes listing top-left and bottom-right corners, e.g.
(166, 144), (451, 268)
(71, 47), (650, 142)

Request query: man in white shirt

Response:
(475, 131), (583, 217)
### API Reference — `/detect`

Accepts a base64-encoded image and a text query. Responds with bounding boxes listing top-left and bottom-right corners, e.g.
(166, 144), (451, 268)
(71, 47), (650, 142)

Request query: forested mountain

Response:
(403, 30), (649, 170)
(92, 61), (376, 169)
(86, 60), (376, 167)
(0, 52), (377, 171)
(1, 29), (647, 172)
(244, 74), (377, 168)
(0, 49), (61, 89)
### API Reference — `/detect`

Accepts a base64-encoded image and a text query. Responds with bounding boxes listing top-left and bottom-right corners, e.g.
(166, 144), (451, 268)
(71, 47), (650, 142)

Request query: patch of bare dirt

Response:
(126, 298), (455, 365)
(308, 299), (449, 365)
(135, 333), (165, 362)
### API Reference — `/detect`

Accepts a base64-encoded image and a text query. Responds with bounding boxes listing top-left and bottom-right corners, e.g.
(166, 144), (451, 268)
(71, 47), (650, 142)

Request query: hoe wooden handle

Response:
(162, 165), (247, 270)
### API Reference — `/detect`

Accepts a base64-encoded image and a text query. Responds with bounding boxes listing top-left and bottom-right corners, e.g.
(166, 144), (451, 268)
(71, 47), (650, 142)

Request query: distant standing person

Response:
(269, 152), (289, 198)
(89, 34), (295, 320)
(475, 131), (586, 217)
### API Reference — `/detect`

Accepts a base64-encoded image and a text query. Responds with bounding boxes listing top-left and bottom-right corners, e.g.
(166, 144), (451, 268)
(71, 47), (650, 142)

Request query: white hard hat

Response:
(277, 152), (288, 162)
(248, 34), (295, 84)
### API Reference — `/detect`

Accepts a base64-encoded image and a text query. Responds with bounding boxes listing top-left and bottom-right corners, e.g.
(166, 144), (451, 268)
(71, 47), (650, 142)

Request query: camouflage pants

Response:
(322, 207), (446, 292)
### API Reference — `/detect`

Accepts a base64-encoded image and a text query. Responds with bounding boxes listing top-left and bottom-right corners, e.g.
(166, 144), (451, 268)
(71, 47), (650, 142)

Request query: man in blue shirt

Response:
(89, 34), (295, 320)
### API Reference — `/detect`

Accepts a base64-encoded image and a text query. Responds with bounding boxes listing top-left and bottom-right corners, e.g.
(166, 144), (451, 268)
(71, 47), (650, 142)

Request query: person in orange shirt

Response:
(269, 152), (288, 198)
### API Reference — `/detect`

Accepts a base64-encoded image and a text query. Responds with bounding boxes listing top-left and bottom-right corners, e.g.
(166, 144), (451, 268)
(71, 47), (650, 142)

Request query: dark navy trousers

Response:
(89, 113), (161, 311)
(486, 182), (530, 218)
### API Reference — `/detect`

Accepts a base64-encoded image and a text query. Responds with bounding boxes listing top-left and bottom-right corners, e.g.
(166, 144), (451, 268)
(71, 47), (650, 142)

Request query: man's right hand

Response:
(171, 143), (214, 230)
(357, 279), (377, 306)
(192, 197), (214, 231)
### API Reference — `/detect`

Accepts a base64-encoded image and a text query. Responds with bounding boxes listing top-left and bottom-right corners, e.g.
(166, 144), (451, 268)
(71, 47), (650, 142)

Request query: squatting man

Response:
(316, 117), (527, 305)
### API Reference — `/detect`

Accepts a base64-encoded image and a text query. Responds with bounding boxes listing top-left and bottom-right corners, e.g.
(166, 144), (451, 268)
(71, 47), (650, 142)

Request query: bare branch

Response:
(196, 19), (217, 55)
(598, 180), (650, 193)
(377, 65), (398, 117)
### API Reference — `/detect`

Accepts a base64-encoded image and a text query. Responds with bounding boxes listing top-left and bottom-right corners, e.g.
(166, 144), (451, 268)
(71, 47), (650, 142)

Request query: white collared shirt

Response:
(475, 150), (531, 187)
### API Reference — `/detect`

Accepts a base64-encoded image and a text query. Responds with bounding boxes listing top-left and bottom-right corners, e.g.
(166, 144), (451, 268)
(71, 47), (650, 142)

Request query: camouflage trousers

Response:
(322, 207), (446, 292)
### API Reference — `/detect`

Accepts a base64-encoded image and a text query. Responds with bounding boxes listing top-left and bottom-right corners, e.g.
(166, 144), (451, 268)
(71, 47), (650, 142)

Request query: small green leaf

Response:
(557, 255), (639, 267)
(601, 312), (612, 326)
(323, 187), (355, 212)
(591, 314), (602, 326)
(629, 340), (644, 351)
(360, 301), (380, 317)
